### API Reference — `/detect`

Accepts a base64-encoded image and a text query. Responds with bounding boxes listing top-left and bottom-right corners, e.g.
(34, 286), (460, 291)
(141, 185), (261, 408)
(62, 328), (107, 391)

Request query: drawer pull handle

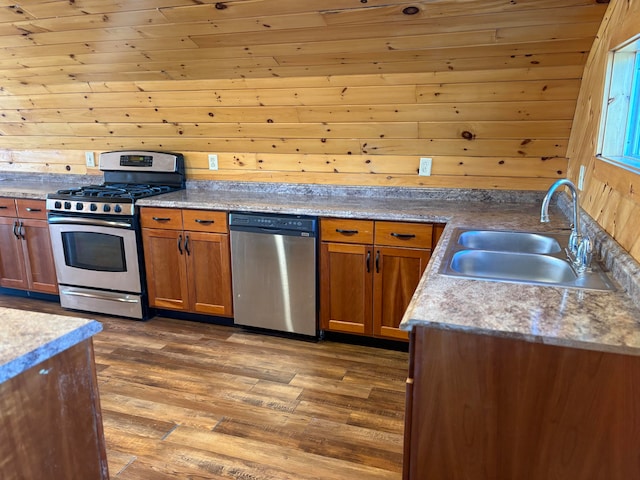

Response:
(0, 206), (8, 209)
(375, 250), (380, 273)
(366, 250), (371, 273)
(178, 234), (183, 254)
(391, 233), (416, 239)
(152, 217), (172, 222)
(195, 219), (214, 225)
(25, 207), (41, 212)
(336, 228), (359, 235)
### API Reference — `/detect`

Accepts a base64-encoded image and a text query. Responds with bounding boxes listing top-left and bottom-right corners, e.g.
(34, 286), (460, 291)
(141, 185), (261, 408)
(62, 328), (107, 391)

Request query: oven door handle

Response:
(48, 216), (133, 229)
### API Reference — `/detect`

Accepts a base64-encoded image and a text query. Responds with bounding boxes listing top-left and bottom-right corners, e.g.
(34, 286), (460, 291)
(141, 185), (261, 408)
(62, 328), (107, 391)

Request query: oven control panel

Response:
(46, 198), (134, 216)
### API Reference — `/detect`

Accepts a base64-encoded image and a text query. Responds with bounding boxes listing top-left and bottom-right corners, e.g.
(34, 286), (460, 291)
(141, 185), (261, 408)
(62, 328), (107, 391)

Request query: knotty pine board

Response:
(0, 1), (608, 191)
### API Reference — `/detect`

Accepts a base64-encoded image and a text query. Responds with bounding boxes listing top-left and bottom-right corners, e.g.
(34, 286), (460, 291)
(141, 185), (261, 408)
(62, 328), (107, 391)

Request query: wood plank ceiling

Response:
(0, 0), (607, 85)
(0, 0), (610, 189)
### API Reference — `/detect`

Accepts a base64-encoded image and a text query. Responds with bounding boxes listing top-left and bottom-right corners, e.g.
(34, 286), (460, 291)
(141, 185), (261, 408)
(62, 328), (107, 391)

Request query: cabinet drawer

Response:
(0, 198), (16, 217)
(16, 199), (47, 220)
(182, 209), (228, 233)
(374, 221), (433, 249)
(321, 218), (374, 244)
(140, 207), (183, 230)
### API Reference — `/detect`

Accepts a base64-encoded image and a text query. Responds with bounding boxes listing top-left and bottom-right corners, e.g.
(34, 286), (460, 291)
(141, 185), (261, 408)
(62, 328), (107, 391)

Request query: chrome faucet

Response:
(540, 179), (592, 273)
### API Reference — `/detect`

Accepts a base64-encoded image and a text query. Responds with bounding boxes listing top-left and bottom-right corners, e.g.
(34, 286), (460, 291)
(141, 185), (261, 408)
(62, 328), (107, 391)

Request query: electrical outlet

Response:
(419, 157), (432, 176)
(208, 154), (218, 170)
(578, 165), (586, 190)
(85, 151), (95, 168)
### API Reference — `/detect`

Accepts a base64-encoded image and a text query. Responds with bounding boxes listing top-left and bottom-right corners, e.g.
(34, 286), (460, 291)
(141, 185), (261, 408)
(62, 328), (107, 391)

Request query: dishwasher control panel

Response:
(229, 212), (317, 234)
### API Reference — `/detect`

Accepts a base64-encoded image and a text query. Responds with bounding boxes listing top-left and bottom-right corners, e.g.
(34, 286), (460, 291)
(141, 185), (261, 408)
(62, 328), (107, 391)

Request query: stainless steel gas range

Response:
(46, 150), (185, 319)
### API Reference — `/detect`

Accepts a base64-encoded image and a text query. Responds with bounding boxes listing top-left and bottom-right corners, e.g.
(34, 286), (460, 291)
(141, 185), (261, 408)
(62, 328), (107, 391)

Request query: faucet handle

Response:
(568, 230), (580, 256)
(577, 237), (593, 272)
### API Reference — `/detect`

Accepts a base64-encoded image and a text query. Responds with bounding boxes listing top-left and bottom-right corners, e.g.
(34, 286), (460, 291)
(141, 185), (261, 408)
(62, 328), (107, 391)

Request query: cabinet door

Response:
(185, 231), (233, 316)
(0, 216), (28, 290)
(320, 242), (373, 335)
(373, 246), (430, 340)
(142, 228), (189, 311)
(21, 218), (58, 294)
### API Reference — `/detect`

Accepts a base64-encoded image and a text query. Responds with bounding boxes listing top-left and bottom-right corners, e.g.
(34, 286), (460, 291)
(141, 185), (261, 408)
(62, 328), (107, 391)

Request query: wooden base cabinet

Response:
(141, 207), (233, 317)
(404, 326), (640, 480)
(0, 198), (57, 294)
(320, 218), (433, 341)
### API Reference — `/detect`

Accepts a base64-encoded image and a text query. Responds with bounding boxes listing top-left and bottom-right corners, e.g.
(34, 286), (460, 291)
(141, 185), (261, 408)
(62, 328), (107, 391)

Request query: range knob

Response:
(64, 201), (72, 210)
(75, 202), (83, 211)
(114, 205), (122, 213)
(54, 201), (62, 209)
(90, 204), (98, 212)
(103, 204), (111, 213)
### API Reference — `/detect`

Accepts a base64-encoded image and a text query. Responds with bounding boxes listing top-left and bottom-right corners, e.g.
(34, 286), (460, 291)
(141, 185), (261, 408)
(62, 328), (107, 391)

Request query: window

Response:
(598, 35), (640, 172)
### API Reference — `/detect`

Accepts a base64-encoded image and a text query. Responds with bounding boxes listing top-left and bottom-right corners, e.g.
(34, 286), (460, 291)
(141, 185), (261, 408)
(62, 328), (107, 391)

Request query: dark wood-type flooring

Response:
(1, 294), (408, 479)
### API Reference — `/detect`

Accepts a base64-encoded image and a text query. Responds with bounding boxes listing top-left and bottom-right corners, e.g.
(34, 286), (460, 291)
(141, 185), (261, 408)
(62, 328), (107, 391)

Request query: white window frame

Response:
(597, 34), (640, 174)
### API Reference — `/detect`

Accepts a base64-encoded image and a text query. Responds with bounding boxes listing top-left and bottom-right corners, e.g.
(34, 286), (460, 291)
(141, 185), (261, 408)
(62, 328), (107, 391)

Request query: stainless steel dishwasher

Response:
(229, 212), (318, 337)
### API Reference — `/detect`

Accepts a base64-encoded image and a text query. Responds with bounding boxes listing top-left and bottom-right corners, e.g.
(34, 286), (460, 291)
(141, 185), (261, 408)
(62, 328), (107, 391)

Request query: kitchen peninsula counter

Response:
(0, 307), (102, 382)
(0, 308), (108, 479)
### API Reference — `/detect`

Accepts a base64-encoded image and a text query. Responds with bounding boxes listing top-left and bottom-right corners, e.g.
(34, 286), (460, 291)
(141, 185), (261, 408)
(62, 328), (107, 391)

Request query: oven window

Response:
(62, 232), (127, 272)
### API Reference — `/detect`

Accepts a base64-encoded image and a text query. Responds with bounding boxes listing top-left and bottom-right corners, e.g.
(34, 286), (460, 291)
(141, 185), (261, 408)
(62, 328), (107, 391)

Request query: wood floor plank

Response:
(298, 418), (403, 473)
(0, 295), (408, 479)
(166, 425), (402, 480)
(290, 372), (373, 399)
(99, 393), (223, 430)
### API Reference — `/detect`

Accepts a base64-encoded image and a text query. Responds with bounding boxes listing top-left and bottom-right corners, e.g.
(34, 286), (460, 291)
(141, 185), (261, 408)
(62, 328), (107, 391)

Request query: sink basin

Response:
(440, 228), (616, 291)
(449, 250), (577, 284)
(457, 230), (562, 254)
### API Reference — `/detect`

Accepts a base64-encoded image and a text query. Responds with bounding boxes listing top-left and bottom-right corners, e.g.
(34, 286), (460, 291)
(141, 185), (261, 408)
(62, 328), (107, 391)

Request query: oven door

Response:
(48, 215), (142, 294)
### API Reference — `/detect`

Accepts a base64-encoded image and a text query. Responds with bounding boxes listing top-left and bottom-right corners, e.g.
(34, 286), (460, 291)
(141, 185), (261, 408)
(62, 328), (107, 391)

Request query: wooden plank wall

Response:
(566, 0), (640, 261)
(0, 0), (607, 190)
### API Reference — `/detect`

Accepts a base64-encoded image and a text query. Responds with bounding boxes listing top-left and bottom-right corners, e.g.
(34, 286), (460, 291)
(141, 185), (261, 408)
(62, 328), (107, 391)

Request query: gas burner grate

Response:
(55, 183), (177, 199)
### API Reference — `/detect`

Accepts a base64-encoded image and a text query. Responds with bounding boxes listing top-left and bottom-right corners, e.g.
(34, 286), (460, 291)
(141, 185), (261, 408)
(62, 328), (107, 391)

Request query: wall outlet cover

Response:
(208, 154), (218, 170)
(85, 152), (95, 167)
(419, 157), (432, 176)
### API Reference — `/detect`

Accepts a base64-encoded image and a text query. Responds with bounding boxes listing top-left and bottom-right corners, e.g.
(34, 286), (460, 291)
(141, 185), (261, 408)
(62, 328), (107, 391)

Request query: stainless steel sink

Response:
(440, 228), (616, 291)
(449, 250), (577, 284)
(457, 230), (562, 254)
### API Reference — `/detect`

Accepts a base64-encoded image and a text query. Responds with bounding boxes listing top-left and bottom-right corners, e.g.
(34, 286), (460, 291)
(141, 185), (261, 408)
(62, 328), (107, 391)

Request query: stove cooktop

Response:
(55, 183), (178, 199)
(46, 183), (181, 216)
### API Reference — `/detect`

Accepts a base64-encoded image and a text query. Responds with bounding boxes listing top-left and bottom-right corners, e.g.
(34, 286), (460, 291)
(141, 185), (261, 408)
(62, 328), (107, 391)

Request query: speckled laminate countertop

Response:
(0, 308), (102, 383)
(2, 175), (639, 355)
(137, 183), (640, 356)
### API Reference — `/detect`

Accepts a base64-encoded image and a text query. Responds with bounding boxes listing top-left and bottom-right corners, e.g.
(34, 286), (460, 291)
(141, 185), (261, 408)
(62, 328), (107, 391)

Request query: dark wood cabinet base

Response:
(0, 340), (109, 480)
(404, 326), (640, 479)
